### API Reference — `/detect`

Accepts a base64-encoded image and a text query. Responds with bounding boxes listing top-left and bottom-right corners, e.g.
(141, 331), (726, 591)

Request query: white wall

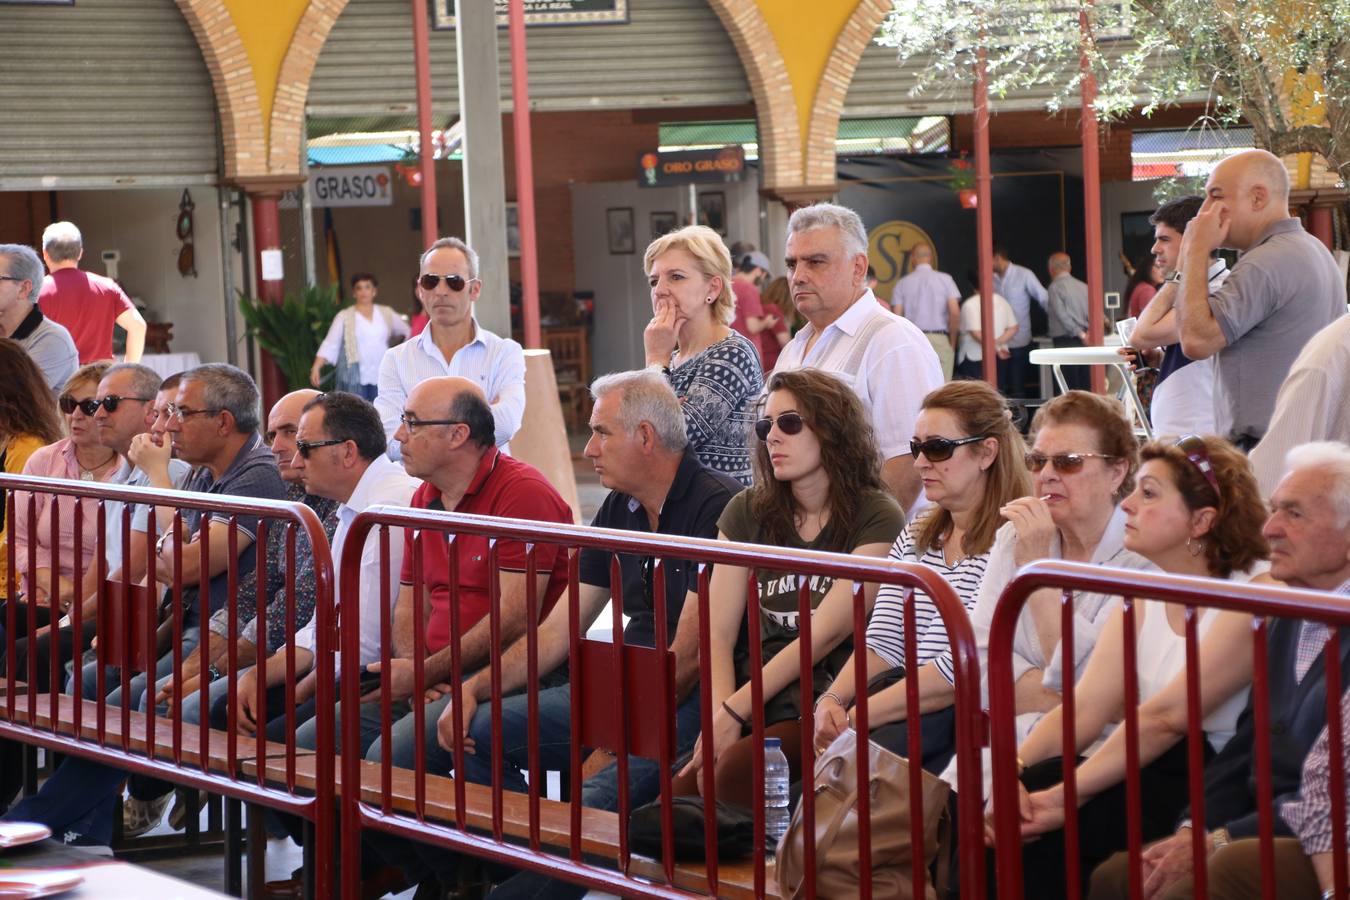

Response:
(570, 175), (763, 378)
(1101, 179), (1165, 301)
(60, 187), (246, 365)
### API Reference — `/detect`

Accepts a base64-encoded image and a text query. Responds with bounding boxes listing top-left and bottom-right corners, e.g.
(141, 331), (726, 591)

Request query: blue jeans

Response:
(5, 632), (200, 846)
(385, 685), (702, 897)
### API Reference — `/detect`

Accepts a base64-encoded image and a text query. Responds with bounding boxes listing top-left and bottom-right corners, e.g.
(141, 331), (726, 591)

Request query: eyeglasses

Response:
(418, 273), (479, 292)
(754, 411), (806, 442)
(0, 275), (25, 283)
(1175, 434), (1221, 497)
(166, 403), (222, 421)
(83, 395), (155, 415)
(911, 434), (988, 462)
(1025, 451), (1119, 474)
(399, 412), (465, 431)
(58, 395), (101, 416)
(295, 438), (344, 459)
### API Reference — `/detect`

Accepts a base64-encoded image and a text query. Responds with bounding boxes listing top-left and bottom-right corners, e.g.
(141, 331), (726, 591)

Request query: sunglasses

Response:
(418, 273), (478, 292)
(911, 434), (988, 462)
(399, 412), (465, 431)
(295, 438), (344, 459)
(1175, 434), (1221, 497)
(58, 395), (101, 416)
(1025, 451), (1119, 474)
(754, 411), (806, 442)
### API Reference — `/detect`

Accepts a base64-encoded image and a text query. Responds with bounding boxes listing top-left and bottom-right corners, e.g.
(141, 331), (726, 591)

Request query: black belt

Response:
(923, 330), (949, 335)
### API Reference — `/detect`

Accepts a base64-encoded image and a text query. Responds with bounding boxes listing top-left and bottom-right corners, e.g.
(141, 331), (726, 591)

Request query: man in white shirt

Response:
(891, 242), (960, 380)
(231, 391), (418, 745)
(774, 202), (944, 513)
(374, 237), (525, 458)
(957, 289), (1017, 381)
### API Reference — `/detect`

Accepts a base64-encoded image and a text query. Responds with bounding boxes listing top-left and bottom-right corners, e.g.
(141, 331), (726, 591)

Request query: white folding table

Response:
(1029, 345), (1153, 441)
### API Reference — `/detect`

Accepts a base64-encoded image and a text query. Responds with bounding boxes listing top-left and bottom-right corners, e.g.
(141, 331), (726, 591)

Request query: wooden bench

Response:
(241, 753), (777, 899)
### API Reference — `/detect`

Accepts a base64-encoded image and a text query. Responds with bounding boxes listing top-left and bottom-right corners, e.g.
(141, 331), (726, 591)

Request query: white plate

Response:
(0, 869), (85, 898)
(0, 824), (51, 850)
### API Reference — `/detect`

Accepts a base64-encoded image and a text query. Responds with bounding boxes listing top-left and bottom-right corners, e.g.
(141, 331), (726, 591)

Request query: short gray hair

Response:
(786, 202), (868, 257)
(590, 369), (688, 452)
(0, 244), (44, 304)
(102, 363), (163, 400)
(41, 222), (83, 263)
(181, 363), (261, 434)
(1284, 441), (1350, 528)
(420, 236), (479, 280)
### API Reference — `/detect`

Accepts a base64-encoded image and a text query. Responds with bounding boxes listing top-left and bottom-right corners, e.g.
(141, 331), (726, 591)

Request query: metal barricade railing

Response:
(338, 505), (987, 900)
(0, 473), (336, 898)
(988, 560), (1350, 900)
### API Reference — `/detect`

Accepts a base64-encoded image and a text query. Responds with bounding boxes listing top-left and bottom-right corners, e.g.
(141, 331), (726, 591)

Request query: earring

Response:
(1186, 537), (1204, 557)
(707, 297), (715, 304)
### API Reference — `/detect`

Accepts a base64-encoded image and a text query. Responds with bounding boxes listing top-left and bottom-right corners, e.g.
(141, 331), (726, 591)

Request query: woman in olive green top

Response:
(674, 368), (904, 806)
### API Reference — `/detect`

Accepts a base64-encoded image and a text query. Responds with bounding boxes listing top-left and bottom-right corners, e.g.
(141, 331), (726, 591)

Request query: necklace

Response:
(76, 450), (118, 482)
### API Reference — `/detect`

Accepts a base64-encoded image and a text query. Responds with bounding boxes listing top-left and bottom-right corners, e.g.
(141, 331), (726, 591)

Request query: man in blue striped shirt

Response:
(993, 244), (1048, 399)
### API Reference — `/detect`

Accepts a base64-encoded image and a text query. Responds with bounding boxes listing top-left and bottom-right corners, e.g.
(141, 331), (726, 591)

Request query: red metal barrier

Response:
(338, 505), (987, 899)
(0, 473), (336, 898)
(988, 560), (1350, 900)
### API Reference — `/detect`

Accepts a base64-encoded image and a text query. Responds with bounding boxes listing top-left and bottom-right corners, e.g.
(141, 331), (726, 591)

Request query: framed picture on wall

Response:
(607, 207), (635, 255)
(697, 191), (727, 235)
(505, 202), (521, 258)
(650, 210), (677, 240)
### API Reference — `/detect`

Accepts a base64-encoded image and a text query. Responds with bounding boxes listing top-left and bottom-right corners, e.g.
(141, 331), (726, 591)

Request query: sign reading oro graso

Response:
(867, 220), (940, 305)
(435, 0), (627, 28)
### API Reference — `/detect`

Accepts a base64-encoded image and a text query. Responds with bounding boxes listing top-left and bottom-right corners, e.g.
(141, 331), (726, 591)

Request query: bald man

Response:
(355, 376), (573, 770)
(892, 242), (961, 380)
(1046, 251), (1091, 392)
(1175, 149), (1345, 449)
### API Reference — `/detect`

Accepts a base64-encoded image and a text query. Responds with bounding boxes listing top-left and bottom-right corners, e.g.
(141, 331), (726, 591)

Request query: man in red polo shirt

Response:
(39, 221), (147, 364)
(361, 375), (572, 771)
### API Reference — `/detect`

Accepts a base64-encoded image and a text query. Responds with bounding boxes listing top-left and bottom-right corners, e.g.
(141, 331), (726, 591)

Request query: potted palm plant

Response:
(237, 284), (344, 391)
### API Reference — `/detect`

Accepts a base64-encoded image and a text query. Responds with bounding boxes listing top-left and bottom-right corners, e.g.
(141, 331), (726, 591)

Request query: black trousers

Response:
(986, 738), (1204, 900)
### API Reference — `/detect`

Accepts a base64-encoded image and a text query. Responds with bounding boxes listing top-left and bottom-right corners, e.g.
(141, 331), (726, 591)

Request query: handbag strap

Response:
(782, 780), (860, 900)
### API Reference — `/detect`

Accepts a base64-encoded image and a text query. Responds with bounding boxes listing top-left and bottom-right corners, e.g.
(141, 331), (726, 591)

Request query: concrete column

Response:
(248, 190), (287, 410)
(455, 0), (511, 338)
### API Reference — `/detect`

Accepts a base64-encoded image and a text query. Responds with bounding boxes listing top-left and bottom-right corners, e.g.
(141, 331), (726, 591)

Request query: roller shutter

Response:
(307, 0), (752, 118)
(0, 0), (219, 190)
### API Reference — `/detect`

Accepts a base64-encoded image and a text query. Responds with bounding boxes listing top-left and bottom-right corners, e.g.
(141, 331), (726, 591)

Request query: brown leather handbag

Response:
(775, 727), (950, 900)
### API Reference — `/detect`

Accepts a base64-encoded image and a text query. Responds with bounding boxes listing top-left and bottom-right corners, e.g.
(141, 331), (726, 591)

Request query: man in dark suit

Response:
(1090, 441), (1350, 899)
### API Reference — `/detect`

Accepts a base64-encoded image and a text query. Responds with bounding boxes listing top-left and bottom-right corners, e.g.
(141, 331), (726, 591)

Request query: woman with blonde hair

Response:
(643, 225), (762, 485)
(813, 379), (1031, 772)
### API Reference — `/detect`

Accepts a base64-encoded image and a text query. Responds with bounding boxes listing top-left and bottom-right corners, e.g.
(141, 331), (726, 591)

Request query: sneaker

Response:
(167, 788), (206, 832)
(121, 792), (171, 838)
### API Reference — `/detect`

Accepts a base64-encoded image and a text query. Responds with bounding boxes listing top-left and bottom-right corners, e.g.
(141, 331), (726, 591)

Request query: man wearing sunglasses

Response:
(774, 203), (942, 515)
(374, 237), (525, 459)
(0, 243), (78, 392)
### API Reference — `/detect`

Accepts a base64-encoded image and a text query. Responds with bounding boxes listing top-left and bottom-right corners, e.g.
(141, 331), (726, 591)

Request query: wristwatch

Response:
(1164, 270), (1184, 284)
(207, 663), (222, 681)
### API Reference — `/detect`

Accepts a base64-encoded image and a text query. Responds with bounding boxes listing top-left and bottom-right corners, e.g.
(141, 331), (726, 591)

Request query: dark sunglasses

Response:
(295, 438), (345, 459)
(911, 434), (988, 462)
(1025, 451), (1119, 474)
(754, 411), (806, 442)
(58, 395), (100, 416)
(418, 273), (476, 292)
(1175, 434), (1221, 497)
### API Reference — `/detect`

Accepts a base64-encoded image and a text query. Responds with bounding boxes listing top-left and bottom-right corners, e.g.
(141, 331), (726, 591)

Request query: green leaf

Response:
(237, 284), (346, 391)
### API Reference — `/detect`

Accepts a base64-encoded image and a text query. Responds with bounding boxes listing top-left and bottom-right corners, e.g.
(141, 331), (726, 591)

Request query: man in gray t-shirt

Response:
(0, 243), (78, 392)
(1175, 149), (1346, 447)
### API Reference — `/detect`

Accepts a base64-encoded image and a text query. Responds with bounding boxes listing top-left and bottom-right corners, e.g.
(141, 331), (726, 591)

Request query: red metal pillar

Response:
(1309, 202), (1334, 250)
(507, 0), (541, 350)
(1080, 4), (1106, 394)
(411, 0), (439, 247)
(974, 47), (996, 386)
(249, 192), (287, 410)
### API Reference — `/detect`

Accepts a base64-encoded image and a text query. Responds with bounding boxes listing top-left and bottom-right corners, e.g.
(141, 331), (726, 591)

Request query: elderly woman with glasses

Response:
(986, 435), (1271, 900)
(812, 379), (1031, 773)
(672, 368), (904, 805)
(11, 361), (116, 612)
(643, 225), (763, 486)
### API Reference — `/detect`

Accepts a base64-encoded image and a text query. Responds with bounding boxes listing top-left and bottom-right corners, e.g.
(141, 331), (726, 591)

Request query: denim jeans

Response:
(4, 631), (201, 846)
(383, 685), (702, 898)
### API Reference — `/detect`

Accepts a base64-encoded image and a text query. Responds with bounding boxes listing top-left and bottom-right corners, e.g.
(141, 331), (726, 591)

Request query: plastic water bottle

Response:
(764, 737), (792, 854)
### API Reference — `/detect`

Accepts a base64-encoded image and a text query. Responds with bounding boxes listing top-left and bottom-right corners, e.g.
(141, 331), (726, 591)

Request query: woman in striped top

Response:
(812, 380), (1031, 772)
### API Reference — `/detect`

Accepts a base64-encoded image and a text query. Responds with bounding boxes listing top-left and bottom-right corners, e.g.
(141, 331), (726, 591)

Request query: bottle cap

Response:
(765, 737), (781, 749)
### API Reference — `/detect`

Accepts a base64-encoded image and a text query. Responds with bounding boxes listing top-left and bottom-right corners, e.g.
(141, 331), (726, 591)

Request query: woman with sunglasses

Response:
(643, 225), (763, 486)
(812, 380), (1031, 772)
(0, 339), (64, 596)
(672, 369), (903, 805)
(11, 362), (118, 612)
(988, 435), (1271, 899)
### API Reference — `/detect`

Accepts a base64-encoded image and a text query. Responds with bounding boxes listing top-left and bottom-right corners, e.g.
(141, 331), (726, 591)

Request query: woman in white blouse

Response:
(990, 434), (1272, 899)
(310, 272), (410, 399)
(812, 379), (1030, 772)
